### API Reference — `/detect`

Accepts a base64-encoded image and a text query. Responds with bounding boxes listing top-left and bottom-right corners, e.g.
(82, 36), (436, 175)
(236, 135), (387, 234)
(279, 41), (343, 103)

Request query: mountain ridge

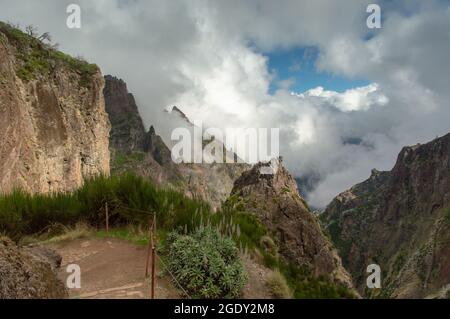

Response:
(321, 133), (450, 298)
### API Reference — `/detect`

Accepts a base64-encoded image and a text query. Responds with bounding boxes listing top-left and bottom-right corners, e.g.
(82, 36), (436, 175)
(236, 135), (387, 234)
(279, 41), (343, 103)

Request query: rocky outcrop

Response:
(104, 75), (146, 153)
(321, 133), (450, 298)
(0, 237), (68, 299)
(231, 159), (354, 289)
(179, 162), (249, 208)
(0, 22), (110, 194)
(170, 105), (191, 124)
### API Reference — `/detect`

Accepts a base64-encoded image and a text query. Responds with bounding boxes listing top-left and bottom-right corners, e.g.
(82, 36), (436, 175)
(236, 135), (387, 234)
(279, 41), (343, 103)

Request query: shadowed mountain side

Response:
(321, 133), (450, 298)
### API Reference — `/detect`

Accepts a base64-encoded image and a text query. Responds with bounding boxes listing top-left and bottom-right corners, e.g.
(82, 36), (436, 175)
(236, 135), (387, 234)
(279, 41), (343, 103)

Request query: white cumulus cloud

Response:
(293, 84), (389, 112)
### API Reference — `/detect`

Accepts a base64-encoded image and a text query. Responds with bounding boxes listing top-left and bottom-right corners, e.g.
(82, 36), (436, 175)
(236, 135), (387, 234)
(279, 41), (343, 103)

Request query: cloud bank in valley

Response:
(1, 0), (450, 207)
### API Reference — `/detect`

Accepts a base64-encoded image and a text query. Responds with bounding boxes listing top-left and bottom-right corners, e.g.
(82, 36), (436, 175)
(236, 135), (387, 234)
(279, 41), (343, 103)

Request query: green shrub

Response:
(0, 173), (210, 241)
(262, 252), (279, 269)
(16, 67), (34, 81)
(278, 261), (355, 299)
(165, 228), (247, 299)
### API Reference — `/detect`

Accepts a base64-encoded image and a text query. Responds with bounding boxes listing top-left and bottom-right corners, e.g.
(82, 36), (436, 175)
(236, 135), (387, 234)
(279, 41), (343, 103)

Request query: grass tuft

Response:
(20, 222), (94, 245)
(266, 270), (293, 299)
(96, 225), (149, 246)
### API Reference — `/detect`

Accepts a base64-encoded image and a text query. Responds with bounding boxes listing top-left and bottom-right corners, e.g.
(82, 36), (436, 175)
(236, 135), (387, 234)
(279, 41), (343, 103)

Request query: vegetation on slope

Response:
(266, 270), (292, 299)
(0, 173), (210, 241)
(112, 151), (147, 169)
(0, 21), (98, 86)
(0, 172), (354, 298)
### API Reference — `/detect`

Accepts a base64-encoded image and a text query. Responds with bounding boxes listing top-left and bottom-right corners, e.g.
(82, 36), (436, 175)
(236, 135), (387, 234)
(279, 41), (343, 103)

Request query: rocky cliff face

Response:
(0, 237), (68, 299)
(104, 75), (184, 186)
(104, 75), (146, 153)
(321, 134), (450, 298)
(0, 22), (110, 194)
(231, 159), (354, 289)
(104, 76), (247, 209)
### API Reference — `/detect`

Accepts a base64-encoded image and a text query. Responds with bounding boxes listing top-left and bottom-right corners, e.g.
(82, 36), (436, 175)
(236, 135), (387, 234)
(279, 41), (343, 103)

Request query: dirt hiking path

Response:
(47, 237), (273, 299)
(47, 238), (180, 299)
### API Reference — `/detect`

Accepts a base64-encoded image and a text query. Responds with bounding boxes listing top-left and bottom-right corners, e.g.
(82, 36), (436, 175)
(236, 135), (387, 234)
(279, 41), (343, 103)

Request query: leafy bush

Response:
(165, 228), (247, 299)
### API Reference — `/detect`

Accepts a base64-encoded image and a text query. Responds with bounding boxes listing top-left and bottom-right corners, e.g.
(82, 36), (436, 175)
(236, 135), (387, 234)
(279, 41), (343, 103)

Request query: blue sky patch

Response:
(266, 46), (370, 94)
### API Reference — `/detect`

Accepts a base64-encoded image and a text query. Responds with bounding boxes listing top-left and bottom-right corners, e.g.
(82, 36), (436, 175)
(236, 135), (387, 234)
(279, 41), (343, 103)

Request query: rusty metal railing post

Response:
(105, 202), (109, 233)
(151, 215), (156, 299)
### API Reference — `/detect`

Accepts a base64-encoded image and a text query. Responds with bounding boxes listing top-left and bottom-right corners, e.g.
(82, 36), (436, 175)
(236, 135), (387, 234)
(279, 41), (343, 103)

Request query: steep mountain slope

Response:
(104, 75), (147, 153)
(104, 75), (182, 185)
(0, 22), (110, 194)
(321, 134), (450, 298)
(104, 75), (247, 208)
(230, 159), (354, 290)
